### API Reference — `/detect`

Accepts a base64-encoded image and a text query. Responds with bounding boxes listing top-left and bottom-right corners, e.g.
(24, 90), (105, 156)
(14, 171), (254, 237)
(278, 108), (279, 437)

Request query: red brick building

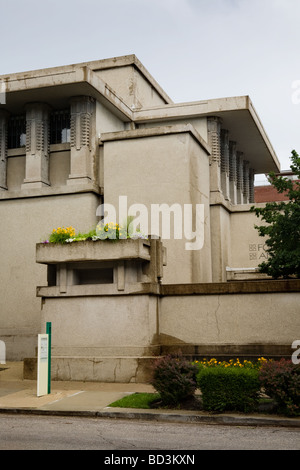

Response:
(254, 172), (298, 202)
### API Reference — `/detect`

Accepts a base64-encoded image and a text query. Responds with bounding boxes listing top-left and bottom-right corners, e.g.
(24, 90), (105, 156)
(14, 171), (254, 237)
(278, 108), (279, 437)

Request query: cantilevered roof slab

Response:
(0, 66), (133, 121)
(134, 96), (280, 174)
(0, 60), (279, 174)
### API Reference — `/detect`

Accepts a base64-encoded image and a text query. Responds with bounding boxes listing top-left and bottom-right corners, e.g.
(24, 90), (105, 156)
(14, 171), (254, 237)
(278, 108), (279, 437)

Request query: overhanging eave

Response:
(0, 67), (133, 122)
(133, 96), (280, 174)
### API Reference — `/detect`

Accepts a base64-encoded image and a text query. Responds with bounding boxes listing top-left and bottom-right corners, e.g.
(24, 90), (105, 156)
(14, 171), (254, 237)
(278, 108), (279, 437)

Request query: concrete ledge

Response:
(36, 239), (151, 264)
(36, 282), (161, 298)
(226, 267), (271, 281)
(161, 343), (293, 360)
(161, 279), (300, 295)
(100, 124), (211, 155)
(0, 182), (102, 200)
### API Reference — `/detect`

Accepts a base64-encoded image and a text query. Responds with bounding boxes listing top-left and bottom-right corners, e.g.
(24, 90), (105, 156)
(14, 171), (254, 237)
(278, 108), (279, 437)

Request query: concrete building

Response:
(0, 55), (298, 381)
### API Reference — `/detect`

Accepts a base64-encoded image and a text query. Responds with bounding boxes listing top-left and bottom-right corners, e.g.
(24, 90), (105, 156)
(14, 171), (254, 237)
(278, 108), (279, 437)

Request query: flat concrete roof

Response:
(134, 96), (280, 174)
(0, 55), (172, 118)
(0, 56), (279, 173)
(0, 66), (134, 121)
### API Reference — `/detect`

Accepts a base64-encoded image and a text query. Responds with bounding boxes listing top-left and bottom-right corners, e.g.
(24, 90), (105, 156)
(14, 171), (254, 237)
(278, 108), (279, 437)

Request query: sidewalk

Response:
(0, 362), (299, 428)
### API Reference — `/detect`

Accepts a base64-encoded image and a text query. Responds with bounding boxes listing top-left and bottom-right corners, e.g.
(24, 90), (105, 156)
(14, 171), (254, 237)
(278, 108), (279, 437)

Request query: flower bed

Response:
(194, 357), (268, 370)
(139, 355), (300, 417)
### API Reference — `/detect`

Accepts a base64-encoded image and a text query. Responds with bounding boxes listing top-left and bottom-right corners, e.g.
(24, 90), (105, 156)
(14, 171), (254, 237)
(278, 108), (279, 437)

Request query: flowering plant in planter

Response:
(44, 220), (148, 244)
(93, 222), (127, 240)
(92, 219), (148, 241)
(48, 226), (76, 244)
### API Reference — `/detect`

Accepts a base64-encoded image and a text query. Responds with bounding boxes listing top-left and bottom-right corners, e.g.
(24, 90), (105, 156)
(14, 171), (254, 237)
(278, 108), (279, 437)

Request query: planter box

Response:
(36, 238), (166, 295)
(36, 238), (151, 265)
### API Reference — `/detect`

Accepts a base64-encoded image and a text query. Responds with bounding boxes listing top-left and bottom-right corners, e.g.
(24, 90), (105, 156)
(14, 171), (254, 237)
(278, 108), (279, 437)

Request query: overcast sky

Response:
(1, 0), (299, 178)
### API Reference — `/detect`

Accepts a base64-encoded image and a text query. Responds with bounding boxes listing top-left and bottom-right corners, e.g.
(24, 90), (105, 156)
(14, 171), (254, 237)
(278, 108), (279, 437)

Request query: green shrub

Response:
(197, 366), (260, 413)
(151, 355), (198, 406)
(259, 359), (300, 416)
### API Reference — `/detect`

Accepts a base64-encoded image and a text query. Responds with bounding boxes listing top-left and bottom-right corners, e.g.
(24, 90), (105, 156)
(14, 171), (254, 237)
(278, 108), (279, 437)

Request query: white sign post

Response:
(37, 334), (49, 397)
(0, 340), (6, 364)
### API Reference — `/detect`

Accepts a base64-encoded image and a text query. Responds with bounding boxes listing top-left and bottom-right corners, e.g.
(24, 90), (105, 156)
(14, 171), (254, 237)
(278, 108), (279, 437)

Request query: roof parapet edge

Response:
(99, 123), (211, 155)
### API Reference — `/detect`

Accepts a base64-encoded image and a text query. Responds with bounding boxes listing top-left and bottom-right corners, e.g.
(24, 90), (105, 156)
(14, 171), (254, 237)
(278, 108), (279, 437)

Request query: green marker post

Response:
(46, 322), (52, 394)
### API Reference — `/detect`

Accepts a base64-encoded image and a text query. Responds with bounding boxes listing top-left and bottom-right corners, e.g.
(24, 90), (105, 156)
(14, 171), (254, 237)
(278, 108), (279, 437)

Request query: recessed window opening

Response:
(7, 115), (26, 149)
(75, 268), (114, 285)
(50, 109), (70, 144)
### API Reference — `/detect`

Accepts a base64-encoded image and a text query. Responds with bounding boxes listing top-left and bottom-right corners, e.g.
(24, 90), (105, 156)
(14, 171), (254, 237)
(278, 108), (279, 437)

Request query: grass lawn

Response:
(109, 392), (277, 413)
(109, 392), (159, 409)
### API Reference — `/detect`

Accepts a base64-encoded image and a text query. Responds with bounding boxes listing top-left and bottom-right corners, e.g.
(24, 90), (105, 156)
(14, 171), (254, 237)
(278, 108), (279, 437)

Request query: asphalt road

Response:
(0, 414), (299, 451)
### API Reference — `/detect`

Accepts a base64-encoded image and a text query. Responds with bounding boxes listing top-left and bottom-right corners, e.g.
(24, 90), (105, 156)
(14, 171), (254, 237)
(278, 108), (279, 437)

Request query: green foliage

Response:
(73, 229), (97, 240)
(250, 150), (300, 278)
(259, 359), (300, 416)
(150, 355), (198, 406)
(197, 366), (260, 413)
(109, 392), (159, 409)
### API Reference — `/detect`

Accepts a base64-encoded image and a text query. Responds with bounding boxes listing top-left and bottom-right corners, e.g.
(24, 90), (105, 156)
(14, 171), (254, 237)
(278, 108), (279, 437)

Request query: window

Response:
(7, 115), (26, 149)
(50, 109), (70, 144)
(74, 268), (114, 285)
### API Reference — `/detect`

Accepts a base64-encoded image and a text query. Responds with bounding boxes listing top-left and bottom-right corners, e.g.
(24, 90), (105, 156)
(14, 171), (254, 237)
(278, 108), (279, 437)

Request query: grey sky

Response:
(1, 0), (299, 174)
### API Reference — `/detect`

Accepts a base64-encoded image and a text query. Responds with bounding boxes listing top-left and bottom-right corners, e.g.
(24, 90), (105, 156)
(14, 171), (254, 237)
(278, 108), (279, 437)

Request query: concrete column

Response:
(229, 141), (237, 205)
(249, 168), (255, 203)
(0, 110), (9, 190)
(117, 261), (125, 291)
(22, 103), (51, 189)
(243, 160), (250, 204)
(236, 151), (244, 204)
(220, 129), (230, 200)
(67, 96), (95, 185)
(207, 116), (222, 194)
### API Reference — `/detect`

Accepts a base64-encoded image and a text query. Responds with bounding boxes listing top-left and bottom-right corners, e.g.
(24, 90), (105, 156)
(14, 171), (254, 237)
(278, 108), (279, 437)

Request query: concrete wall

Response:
(229, 205), (269, 269)
(96, 65), (169, 109)
(41, 295), (159, 358)
(26, 278), (300, 382)
(140, 117), (208, 145)
(209, 205), (231, 282)
(205, 202), (270, 281)
(160, 281), (300, 353)
(102, 126), (212, 284)
(0, 192), (101, 359)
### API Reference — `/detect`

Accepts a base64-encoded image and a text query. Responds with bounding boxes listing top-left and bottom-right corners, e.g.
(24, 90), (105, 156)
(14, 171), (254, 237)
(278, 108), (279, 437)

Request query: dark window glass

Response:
(74, 268), (114, 285)
(50, 109), (70, 144)
(7, 115), (26, 149)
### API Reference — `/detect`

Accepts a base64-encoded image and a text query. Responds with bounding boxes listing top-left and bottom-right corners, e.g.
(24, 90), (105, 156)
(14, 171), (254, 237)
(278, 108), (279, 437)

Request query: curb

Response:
(0, 407), (299, 428)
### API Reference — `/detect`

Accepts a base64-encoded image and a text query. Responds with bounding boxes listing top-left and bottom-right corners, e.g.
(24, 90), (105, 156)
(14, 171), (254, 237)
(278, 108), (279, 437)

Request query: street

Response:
(0, 414), (299, 451)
